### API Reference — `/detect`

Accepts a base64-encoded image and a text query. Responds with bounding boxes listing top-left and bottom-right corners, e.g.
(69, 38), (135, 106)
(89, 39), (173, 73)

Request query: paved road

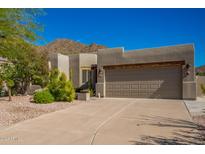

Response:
(0, 98), (200, 145)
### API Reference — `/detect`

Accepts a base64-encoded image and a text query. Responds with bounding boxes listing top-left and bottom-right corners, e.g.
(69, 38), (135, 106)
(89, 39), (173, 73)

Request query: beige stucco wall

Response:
(48, 53), (58, 69)
(57, 54), (69, 79)
(48, 53), (69, 79)
(96, 44), (196, 100)
(49, 53), (97, 89)
(69, 53), (97, 88)
(196, 76), (205, 97)
(69, 55), (79, 88)
(79, 54), (97, 86)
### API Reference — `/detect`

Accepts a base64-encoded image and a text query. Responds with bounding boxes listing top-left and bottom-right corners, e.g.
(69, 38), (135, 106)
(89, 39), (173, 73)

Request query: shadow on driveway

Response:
(131, 116), (205, 145)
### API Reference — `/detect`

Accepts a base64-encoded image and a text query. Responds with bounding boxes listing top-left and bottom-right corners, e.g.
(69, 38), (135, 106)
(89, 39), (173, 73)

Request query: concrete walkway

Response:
(0, 98), (202, 145)
(184, 97), (205, 116)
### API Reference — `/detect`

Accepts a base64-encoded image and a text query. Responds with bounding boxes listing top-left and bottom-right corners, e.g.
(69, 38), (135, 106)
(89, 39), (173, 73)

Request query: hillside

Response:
(37, 39), (106, 55)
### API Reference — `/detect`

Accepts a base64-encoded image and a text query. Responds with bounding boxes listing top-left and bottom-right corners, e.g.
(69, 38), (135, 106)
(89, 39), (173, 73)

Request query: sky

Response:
(36, 9), (205, 67)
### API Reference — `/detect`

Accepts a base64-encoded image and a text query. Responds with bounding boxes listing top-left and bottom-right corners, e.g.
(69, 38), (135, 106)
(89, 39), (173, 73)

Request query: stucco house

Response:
(48, 53), (97, 89)
(49, 44), (196, 100)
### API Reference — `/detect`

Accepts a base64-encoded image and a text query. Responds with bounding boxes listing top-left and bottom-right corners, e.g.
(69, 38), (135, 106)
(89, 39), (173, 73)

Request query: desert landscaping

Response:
(0, 8), (205, 145)
(0, 96), (81, 129)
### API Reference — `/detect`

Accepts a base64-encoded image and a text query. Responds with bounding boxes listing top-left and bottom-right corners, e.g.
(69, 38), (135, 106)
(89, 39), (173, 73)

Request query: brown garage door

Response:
(105, 65), (182, 99)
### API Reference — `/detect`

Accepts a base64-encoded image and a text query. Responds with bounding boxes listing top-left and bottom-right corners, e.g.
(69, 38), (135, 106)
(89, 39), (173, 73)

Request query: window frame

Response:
(82, 68), (91, 83)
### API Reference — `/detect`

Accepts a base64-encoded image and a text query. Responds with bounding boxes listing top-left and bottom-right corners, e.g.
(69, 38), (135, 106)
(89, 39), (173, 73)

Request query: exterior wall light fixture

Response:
(98, 68), (103, 77)
(185, 64), (191, 69)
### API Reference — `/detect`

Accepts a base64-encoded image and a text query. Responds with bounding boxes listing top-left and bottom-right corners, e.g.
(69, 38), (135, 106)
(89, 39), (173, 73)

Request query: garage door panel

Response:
(105, 66), (182, 99)
(106, 68), (180, 81)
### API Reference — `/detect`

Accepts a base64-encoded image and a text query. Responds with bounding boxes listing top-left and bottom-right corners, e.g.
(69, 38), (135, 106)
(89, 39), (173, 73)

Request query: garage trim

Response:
(103, 61), (185, 70)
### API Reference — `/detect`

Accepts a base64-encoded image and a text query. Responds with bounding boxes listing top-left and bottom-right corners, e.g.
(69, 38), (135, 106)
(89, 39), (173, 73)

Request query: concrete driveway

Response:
(0, 98), (203, 145)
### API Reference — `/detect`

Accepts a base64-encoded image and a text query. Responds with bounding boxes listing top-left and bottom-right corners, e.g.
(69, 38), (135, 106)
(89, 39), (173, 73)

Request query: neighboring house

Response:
(0, 57), (7, 64)
(49, 44), (196, 100)
(196, 65), (205, 75)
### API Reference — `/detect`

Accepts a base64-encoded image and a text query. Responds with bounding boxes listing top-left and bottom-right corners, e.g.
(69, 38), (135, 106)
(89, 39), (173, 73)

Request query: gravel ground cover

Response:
(0, 96), (81, 129)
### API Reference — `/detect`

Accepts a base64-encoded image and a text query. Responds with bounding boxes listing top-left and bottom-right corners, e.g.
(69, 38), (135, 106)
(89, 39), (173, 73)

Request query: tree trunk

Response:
(20, 79), (30, 95)
(8, 88), (12, 101)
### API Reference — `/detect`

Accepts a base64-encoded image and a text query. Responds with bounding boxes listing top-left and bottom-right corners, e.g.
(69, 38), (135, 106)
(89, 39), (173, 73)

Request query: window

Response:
(82, 70), (87, 83)
(82, 70), (91, 83)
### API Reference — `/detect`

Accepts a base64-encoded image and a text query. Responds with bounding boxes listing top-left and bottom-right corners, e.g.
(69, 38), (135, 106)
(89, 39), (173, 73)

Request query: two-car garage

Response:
(105, 63), (183, 99)
(96, 45), (196, 100)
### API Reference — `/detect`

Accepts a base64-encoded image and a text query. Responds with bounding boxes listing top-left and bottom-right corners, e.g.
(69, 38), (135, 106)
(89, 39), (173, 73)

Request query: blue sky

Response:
(37, 9), (205, 67)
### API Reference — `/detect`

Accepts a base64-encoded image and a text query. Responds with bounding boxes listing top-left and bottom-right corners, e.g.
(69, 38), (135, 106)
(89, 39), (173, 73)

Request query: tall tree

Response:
(0, 8), (45, 58)
(0, 9), (48, 95)
(0, 9), (44, 40)
(0, 63), (15, 101)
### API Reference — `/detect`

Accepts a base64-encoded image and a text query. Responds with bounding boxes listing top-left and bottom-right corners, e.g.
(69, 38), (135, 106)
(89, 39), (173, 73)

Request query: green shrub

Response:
(47, 70), (61, 99)
(201, 84), (205, 95)
(197, 72), (205, 76)
(88, 88), (94, 97)
(33, 89), (54, 104)
(32, 75), (49, 88)
(47, 69), (75, 102)
(88, 80), (95, 97)
(63, 80), (75, 102)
